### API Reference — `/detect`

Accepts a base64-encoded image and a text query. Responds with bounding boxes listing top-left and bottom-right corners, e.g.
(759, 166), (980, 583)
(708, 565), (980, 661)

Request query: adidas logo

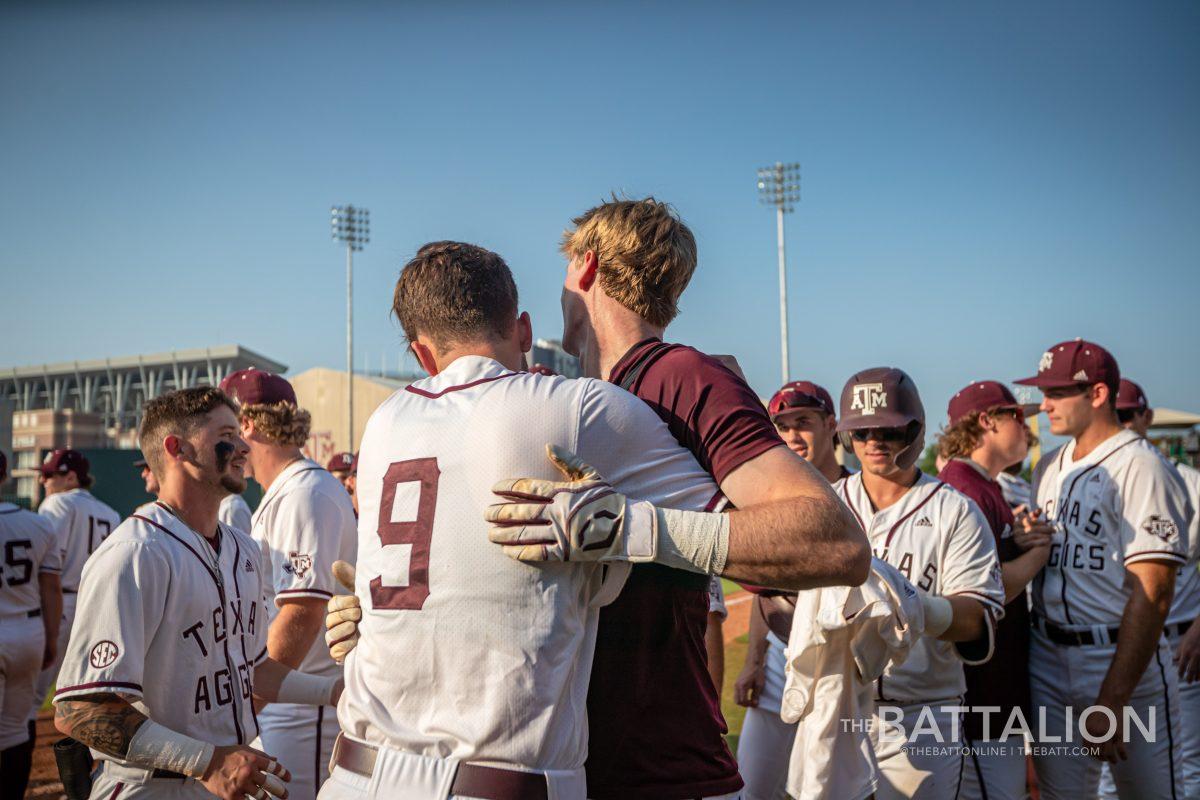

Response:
(915, 516), (932, 527)
(1073, 370), (1088, 381)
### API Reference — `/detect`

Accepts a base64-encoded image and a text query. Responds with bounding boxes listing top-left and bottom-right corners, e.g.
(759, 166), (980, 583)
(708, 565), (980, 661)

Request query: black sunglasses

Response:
(849, 427), (909, 443)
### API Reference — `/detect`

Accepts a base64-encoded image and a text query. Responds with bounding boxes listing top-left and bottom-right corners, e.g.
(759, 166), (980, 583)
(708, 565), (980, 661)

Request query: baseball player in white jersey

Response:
(31, 448), (121, 720)
(0, 450), (63, 800)
(832, 368), (1005, 800)
(220, 368), (357, 800)
(52, 387), (345, 800)
(1017, 342), (1192, 799)
(1097, 378), (1200, 799)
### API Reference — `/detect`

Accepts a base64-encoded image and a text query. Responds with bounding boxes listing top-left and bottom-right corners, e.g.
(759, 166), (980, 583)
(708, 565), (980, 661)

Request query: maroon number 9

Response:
(370, 458), (440, 611)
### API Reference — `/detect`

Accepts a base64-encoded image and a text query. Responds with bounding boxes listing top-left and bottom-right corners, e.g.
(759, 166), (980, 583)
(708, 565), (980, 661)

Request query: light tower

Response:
(331, 205), (369, 450)
(757, 163), (800, 384)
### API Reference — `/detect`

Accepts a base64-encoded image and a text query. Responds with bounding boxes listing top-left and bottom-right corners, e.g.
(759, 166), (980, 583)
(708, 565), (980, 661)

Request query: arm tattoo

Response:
(55, 694), (148, 758)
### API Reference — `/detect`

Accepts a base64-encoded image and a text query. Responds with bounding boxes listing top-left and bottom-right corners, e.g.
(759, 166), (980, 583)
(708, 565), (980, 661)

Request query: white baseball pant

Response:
(30, 593), (76, 720)
(736, 631), (795, 800)
(872, 702), (964, 800)
(1, 614), (44, 749)
(1029, 628), (1183, 799)
(87, 761), (212, 800)
(958, 736), (1026, 800)
(254, 701), (340, 800)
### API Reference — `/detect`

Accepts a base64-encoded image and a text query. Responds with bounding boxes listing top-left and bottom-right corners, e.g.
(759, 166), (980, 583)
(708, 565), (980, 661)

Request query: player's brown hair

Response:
(392, 241), (520, 350)
(936, 406), (1038, 460)
(139, 387), (239, 475)
(240, 401), (312, 448)
(561, 197), (698, 328)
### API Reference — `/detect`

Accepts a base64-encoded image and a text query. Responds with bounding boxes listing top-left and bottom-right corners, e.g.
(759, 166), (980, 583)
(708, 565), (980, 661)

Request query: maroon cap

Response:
(947, 381), (1020, 425)
(327, 452), (355, 472)
(39, 449), (90, 480)
(1116, 379), (1149, 412)
(350, 453), (359, 475)
(768, 381), (835, 419)
(219, 369), (296, 407)
(1015, 339), (1120, 392)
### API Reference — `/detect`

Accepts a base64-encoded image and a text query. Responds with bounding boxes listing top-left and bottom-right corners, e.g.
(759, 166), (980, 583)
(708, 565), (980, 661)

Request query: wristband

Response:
(646, 504), (730, 575)
(920, 593), (953, 638)
(125, 719), (215, 778)
(276, 669), (340, 707)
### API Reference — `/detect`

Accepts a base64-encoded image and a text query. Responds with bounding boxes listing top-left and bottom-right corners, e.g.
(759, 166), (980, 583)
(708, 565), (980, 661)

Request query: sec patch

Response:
(90, 640), (120, 669)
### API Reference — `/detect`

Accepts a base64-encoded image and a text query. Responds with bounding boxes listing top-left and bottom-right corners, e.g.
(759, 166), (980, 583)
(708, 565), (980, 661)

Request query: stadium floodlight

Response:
(331, 205), (370, 450)
(757, 162), (800, 384)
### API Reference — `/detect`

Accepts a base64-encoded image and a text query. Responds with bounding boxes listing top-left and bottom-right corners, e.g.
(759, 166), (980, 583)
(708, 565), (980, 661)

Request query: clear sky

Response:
(2, 1), (1197, 424)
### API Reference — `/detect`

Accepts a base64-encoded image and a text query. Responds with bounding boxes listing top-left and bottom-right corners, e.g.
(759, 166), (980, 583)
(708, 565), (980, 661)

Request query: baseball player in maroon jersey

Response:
(734, 380), (851, 800)
(936, 380), (1053, 800)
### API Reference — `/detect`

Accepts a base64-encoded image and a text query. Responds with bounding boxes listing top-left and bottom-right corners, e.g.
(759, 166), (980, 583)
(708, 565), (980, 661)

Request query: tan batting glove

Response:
(325, 561), (360, 664)
(485, 444), (658, 564)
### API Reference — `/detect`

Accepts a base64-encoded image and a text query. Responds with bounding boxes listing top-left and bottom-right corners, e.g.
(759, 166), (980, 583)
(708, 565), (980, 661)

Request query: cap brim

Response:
(769, 397), (827, 419)
(132, 460), (148, 468)
(836, 411), (913, 432)
(1013, 376), (1085, 388)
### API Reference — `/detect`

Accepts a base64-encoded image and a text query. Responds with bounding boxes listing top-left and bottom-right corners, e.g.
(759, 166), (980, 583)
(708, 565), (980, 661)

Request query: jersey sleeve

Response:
(1119, 452), (1191, 567)
(939, 496), (1005, 616)
(53, 540), (167, 703)
(37, 495), (71, 561)
(220, 496), (253, 534)
(265, 488), (344, 605)
(34, 515), (62, 575)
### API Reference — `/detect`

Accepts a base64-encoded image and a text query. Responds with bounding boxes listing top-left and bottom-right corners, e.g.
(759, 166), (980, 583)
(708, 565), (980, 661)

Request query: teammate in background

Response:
(219, 485), (254, 533)
(0, 451), (62, 800)
(326, 452), (357, 515)
(936, 380), (1052, 800)
(835, 367), (1004, 800)
(30, 449), (120, 721)
(221, 369), (357, 800)
(734, 379), (849, 800)
(997, 462), (1033, 510)
(52, 387), (345, 800)
(1097, 378), (1200, 799)
(135, 457), (160, 496)
(1016, 341), (1191, 799)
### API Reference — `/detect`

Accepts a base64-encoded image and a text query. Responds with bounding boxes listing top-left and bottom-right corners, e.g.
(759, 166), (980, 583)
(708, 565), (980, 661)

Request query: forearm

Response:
(1100, 588), (1172, 706)
(267, 599), (325, 670)
(937, 596), (987, 642)
(1001, 550), (1048, 604)
(745, 600), (770, 668)
(39, 572), (62, 643)
(253, 657), (340, 706)
(55, 694), (148, 758)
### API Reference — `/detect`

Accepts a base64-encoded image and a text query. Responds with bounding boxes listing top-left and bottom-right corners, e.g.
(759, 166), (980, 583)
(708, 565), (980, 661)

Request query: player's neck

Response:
(813, 451), (844, 484)
(1072, 417), (1124, 461)
(432, 342), (525, 374)
(594, 303), (664, 382)
(968, 446), (1008, 480)
(157, 482), (221, 542)
(861, 466), (921, 512)
(254, 446), (306, 492)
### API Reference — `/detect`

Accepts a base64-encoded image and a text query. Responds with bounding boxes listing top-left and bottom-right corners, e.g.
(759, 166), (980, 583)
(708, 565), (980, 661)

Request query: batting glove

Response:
(325, 561), (361, 664)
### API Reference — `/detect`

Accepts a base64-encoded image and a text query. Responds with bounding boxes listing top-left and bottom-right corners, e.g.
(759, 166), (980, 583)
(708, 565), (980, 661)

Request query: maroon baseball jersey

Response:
(585, 338), (783, 799)
(937, 458), (1031, 741)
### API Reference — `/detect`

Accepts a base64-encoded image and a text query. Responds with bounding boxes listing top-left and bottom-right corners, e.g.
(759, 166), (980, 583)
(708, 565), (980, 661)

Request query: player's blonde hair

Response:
(937, 406), (1038, 460)
(240, 401), (312, 447)
(561, 197), (697, 328)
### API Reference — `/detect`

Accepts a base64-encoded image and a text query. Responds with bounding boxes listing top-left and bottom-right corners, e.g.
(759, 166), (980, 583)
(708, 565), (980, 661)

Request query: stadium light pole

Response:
(757, 163), (800, 384)
(331, 205), (369, 450)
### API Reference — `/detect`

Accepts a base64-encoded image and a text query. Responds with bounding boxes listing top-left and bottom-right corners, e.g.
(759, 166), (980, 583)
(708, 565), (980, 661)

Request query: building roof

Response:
(1150, 408), (1200, 430)
(1, 344), (286, 378)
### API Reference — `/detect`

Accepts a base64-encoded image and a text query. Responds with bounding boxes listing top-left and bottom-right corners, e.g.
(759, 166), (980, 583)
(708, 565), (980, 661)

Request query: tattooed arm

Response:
(54, 693), (147, 757)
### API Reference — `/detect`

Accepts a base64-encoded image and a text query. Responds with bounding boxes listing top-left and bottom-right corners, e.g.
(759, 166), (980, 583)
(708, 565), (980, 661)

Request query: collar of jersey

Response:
(845, 470), (939, 530)
(259, 457), (320, 507)
(411, 355), (514, 393)
(1064, 427), (1139, 467)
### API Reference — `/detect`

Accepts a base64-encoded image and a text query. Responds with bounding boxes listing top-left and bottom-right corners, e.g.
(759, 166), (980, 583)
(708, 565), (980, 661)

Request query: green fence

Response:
(81, 449), (263, 518)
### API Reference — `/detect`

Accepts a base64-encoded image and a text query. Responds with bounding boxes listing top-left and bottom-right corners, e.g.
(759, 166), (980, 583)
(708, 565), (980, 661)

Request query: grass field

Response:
(720, 633), (750, 753)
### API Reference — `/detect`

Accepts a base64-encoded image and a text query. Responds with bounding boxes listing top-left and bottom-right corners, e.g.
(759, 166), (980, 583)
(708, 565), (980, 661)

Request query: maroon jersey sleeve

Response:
(610, 339), (784, 486)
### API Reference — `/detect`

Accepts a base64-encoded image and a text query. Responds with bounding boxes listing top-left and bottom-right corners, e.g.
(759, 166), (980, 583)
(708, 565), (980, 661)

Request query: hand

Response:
(733, 658), (766, 708)
(1085, 703), (1128, 764)
(1174, 619), (1200, 683)
(42, 639), (57, 669)
(1013, 508), (1055, 552)
(325, 561), (360, 664)
(200, 745), (290, 800)
(485, 445), (647, 564)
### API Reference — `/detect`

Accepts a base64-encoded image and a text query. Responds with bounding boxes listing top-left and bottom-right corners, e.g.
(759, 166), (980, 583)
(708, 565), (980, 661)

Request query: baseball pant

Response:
(0, 615), (43, 749)
(1029, 628), (1183, 800)
(254, 701), (340, 800)
(736, 632), (796, 800)
(871, 702), (964, 800)
(30, 593), (75, 720)
(959, 736), (1026, 800)
(87, 762), (212, 800)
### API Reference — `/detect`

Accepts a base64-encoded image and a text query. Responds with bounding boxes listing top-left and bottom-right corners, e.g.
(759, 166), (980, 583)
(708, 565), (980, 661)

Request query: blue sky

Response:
(2, 1), (1197, 424)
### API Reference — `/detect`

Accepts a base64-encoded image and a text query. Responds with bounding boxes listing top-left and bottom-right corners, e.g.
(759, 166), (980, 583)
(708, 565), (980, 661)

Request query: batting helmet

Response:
(836, 367), (925, 469)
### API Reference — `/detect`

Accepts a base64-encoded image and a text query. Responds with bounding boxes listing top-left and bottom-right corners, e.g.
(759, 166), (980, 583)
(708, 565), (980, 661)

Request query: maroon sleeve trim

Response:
(405, 372), (518, 399)
(254, 647), (269, 665)
(54, 680), (143, 698)
(276, 588), (334, 597)
(1125, 550), (1188, 564)
(947, 590), (1005, 610)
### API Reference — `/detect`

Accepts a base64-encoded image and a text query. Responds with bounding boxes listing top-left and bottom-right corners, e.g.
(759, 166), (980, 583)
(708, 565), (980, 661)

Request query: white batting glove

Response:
(485, 444), (658, 563)
(325, 561), (360, 664)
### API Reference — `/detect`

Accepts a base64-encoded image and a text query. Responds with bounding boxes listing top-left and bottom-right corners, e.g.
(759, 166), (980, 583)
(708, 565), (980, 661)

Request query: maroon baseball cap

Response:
(1116, 379), (1149, 412)
(350, 453), (359, 475)
(768, 381), (836, 419)
(1015, 339), (1120, 392)
(947, 381), (1021, 425)
(327, 452), (355, 472)
(39, 449), (90, 480)
(219, 369), (296, 407)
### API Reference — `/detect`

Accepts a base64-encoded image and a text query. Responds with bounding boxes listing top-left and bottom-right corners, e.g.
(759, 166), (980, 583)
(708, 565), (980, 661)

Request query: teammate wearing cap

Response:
(135, 458), (160, 497)
(0, 450), (62, 800)
(734, 379), (850, 800)
(1095, 378), (1200, 799)
(326, 453), (357, 514)
(1016, 340), (1191, 799)
(52, 387), (347, 800)
(30, 448), (120, 721)
(936, 380), (1051, 800)
(219, 369), (357, 800)
(834, 367), (1004, 800)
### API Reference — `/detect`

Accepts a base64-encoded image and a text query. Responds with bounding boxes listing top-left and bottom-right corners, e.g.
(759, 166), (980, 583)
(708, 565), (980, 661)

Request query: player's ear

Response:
(163, 434), (185, 460)
(410, 340), (439, 377)
(516, 311), (533, 354)
(579, 250), (598, 292)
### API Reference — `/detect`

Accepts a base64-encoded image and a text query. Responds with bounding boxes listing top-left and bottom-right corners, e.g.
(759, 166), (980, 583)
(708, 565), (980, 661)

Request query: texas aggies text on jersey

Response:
(1032, 429), (1192, 627)
(835, 472), (1005, 703)
(53, 501), (268, 760)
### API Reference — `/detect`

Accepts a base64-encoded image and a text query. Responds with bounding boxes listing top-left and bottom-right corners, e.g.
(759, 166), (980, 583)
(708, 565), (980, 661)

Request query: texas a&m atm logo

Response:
(850, 383), (887, 415)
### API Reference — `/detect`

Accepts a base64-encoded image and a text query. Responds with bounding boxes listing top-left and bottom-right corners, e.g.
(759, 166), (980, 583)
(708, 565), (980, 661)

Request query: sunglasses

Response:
(849, 427), (909, 443)
(988, 407), (1026, 424)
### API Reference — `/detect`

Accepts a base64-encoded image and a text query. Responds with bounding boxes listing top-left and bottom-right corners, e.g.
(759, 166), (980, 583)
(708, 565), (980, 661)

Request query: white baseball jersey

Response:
(38, 488), (120, 593)
(339, 355), (722, 772)
(835, 472), (1004, 703)
(0, 502), (61, 615)
(1032, 429), (1192, 628)
(251, 458), (357, 679)
(54, 501), (268, 760)
(1167, 461), (1200, 628)
(220, 493), (254, 534)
